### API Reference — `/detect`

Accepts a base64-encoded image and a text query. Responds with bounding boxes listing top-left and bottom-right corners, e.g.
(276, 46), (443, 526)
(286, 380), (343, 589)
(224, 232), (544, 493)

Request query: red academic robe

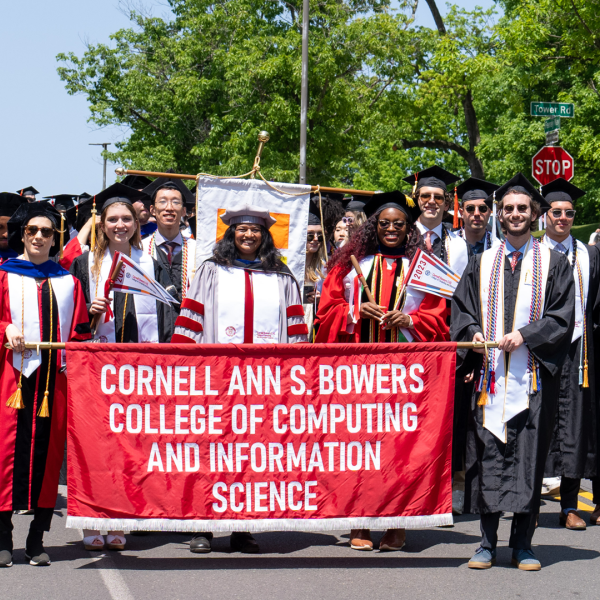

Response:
(58, 237), (83, 271)
(0, 271), (90, 511)
(315, 257), (449, 343)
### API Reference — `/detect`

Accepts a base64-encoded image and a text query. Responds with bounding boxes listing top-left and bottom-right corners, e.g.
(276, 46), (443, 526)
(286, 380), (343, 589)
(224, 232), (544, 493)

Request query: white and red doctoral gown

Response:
(0, 259), (91, 511)
(172, 258), (309, 344)
(314, 252), (449, 343)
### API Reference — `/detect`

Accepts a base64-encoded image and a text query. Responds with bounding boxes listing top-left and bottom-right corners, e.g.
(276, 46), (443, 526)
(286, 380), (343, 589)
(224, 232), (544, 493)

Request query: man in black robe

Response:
(451, 173), (575, 571)
(540, 178), (600, 529)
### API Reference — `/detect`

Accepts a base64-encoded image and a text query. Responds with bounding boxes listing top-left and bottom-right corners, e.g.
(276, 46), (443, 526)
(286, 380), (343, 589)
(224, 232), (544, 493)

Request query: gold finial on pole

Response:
(115, 167), (126, 177)
(251, 131), (270, 179)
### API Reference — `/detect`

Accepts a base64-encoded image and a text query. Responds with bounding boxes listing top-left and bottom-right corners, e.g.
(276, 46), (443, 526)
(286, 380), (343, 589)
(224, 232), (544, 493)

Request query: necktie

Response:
(163, 241), (178, 265)
(425, 231), (433, 253)
(510, 251), (521, 273)
(555, 242), (566, 254)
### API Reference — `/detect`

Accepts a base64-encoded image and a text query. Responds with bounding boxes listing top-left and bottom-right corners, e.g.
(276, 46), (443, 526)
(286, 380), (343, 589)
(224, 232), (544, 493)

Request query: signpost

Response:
(532, 146), (574, 186)
(531, 102), (574, 118)
(545, 130), (559, 146)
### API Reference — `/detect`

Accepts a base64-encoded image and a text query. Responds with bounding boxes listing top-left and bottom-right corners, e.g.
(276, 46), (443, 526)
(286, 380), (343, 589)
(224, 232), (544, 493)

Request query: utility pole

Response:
(89, 143), (112, 190)
(299, 0), (309, 184)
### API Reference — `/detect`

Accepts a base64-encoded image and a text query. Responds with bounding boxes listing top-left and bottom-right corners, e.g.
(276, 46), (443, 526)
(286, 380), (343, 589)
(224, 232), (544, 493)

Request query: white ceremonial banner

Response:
(195, 177), (312, 286)
(406, 249), (460, 300)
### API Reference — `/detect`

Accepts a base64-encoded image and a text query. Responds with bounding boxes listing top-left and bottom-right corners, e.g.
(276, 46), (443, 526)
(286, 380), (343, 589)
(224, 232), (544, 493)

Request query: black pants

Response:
(560, 477), (600, 510)
(0, 508), (54, 551)
(480, 512), (536, 551)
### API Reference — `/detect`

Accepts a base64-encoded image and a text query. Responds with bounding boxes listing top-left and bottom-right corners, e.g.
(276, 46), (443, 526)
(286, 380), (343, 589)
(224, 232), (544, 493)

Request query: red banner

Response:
(65, 343), (456, 532)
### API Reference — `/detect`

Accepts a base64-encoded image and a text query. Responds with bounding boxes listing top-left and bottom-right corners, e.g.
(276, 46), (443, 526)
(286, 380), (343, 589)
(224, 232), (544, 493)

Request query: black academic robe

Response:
(545, 244), (600, 479)
(451, 249), (575, 514)
(152, 244), (186, 310)
(70, 252), (176, 343)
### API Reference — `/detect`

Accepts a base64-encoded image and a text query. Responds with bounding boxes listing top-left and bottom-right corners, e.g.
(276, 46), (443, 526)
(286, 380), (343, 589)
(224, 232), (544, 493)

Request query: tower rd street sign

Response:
(531, 102), (574, 118)
(532, 146), (574, 185)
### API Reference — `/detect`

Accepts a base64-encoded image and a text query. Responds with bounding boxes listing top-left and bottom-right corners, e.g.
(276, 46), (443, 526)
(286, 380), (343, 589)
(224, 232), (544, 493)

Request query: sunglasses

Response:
(550, 208), (576, 219)
(502, 204), (530, 214)
(419, 193), (446, 205)
(342, 216), (354, 225)
(307, 232), (324, 241)
(378, 219), (406, 230)
(464, 204), (489, 214)
(23, 225), (55, 238)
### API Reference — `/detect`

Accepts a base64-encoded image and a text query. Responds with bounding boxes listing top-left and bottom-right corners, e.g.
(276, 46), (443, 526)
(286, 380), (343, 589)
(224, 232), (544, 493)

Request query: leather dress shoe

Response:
(190, 533), (212, 554)
(560, 510), (587, 530)
(379, 528), (406, 551)
(590, 505), (600, 525)
(349, 529), (373, 551)
(230, 532), (259, 554)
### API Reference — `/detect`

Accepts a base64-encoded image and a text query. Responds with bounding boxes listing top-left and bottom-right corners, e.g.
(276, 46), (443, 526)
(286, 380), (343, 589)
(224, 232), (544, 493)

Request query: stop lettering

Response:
(532, 146), (574, 186)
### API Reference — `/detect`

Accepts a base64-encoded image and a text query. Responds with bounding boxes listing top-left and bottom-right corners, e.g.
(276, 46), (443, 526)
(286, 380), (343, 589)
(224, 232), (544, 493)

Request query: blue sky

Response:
(0, 0), (497, 197)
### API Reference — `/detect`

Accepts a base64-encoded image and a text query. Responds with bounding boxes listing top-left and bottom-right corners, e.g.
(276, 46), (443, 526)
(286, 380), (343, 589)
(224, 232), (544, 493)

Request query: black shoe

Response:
(190, 533), (212, 554)
(25, 528), (50, 566)
(230, 532), (259, 554)
(130, 531), (150, 536)
(0, 550), (13, 568)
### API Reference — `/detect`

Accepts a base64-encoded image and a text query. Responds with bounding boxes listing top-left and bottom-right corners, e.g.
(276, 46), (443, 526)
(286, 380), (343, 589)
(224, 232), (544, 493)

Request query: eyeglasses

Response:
(378, 219), (406, 230)
(419, 193), (446, 205)
(307, 232), (324, 241)
(502, 204), (530, 214)
(155, 199), (184, 209)
(23, 225), (55, 238)
(342, 216), (354, 225)
(550, 208), (576, 219)
(464, 204), (489, 214)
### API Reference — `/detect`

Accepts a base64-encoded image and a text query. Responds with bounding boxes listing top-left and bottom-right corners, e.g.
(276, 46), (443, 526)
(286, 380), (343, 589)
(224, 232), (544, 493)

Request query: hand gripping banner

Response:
(65, 343), (456, 532)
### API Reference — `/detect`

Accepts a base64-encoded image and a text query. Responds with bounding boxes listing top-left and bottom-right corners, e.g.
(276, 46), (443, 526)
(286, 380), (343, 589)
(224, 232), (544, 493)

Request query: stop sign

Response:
(532, 146), (574, 185)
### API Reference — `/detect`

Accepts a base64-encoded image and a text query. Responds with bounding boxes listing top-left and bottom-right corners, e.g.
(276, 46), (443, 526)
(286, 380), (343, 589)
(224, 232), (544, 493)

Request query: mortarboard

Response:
(541, 177), (585, 204)
(0, 193), (29, 218)
(143, 177), (195, 208)
(456, 178), (500, 202)
(7, 202), (63, 257)
(220, 203), (276, 229)
(121, 175), (152, 189)
(16, 186), (39, 197)
(364, 190), (421, 223)
(403, 166), (460, 194)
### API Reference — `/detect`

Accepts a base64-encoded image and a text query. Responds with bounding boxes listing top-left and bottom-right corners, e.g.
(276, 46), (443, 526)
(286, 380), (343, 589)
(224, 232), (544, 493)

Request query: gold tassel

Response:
(583, 360), (589, 388)
(37, 391), (50, 417)
(477, 391), (488, 406)
(6, 384), (24, 410)
(90, 196), (97, 252)
(406, 194), (415, 208)
(58, 212), (66, 261)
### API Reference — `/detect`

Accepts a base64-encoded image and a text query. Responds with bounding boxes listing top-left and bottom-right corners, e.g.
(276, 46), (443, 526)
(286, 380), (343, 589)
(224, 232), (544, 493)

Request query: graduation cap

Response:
(16, 186), (39, 198)
(91, 182), (151, 213)
(0, 192), (29, 218)
(541, 177), (585, 204)
(402, 166), (460, 194)
(456, 178), (500, 202)
(485, 173), (548, 212)
(7, 201), (63, 257)
(121, 174), (152, 189)
(342, 195), (370, 212)
(143, 177), (195, 208)
(308, 198), (323, 226)
(364, 191), (421, 223)
(44, 195), (77, 212)
(78, 192), (92, 200)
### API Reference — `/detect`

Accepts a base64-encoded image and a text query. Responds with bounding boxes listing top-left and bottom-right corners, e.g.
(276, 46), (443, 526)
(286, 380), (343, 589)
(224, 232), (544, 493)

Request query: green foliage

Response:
(57, 0), (600, 222)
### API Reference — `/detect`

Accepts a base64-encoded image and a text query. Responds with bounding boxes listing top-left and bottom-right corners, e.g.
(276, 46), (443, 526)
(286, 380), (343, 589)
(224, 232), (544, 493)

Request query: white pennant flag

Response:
(406, 249), (460, 300)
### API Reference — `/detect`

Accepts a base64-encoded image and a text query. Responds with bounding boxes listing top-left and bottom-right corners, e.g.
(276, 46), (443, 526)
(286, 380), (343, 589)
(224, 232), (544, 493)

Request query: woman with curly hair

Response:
(314, 191), (449, 554)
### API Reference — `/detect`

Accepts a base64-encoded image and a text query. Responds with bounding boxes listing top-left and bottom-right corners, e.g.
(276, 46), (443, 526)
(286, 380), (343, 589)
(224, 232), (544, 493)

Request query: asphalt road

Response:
(3, 485), (600, 600)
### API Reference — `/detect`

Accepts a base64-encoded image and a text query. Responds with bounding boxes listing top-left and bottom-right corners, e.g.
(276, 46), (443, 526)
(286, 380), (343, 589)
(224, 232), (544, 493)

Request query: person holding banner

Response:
(451, 173), (575, 571)
(142, 177), (197, 306)
(315, 190), (448, 552)
(539, 179), (600, 529)
(403, 166), (469, 276)
(456, 178), (500, 256)
(0, 202), (91, 567)
(172, 202), (307, 554)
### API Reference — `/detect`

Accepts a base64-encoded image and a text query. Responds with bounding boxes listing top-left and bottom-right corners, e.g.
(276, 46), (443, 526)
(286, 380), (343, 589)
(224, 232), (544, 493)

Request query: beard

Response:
(501, 216), (533, 237)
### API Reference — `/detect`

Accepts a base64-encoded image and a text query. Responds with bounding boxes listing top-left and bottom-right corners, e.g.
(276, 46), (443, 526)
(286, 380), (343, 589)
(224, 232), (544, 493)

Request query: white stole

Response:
(479, 238), (551, 441)
(8, 271), (75, 376)
(446, 229), (469, 277)
(216, 265), (281, 343)
(344, 255), (424, 342)
(540, 237), (589, 343)
(88, 247), (159, 343)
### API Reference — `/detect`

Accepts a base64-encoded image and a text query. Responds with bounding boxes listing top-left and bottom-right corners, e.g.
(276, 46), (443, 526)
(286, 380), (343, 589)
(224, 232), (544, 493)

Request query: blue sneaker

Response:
(468, 546), (496, 569)
(511, 548), (541, 571)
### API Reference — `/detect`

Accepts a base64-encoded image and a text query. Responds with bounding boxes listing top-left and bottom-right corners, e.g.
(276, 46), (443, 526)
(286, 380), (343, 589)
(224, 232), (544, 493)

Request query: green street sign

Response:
(544, 116), (561, 133)
(531, 102), (574, 118)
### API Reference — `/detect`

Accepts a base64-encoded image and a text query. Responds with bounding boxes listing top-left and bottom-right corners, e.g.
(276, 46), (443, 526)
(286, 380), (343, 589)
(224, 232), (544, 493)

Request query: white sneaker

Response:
(452, 490), (464, 515)
(541, 477), (561, 496)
